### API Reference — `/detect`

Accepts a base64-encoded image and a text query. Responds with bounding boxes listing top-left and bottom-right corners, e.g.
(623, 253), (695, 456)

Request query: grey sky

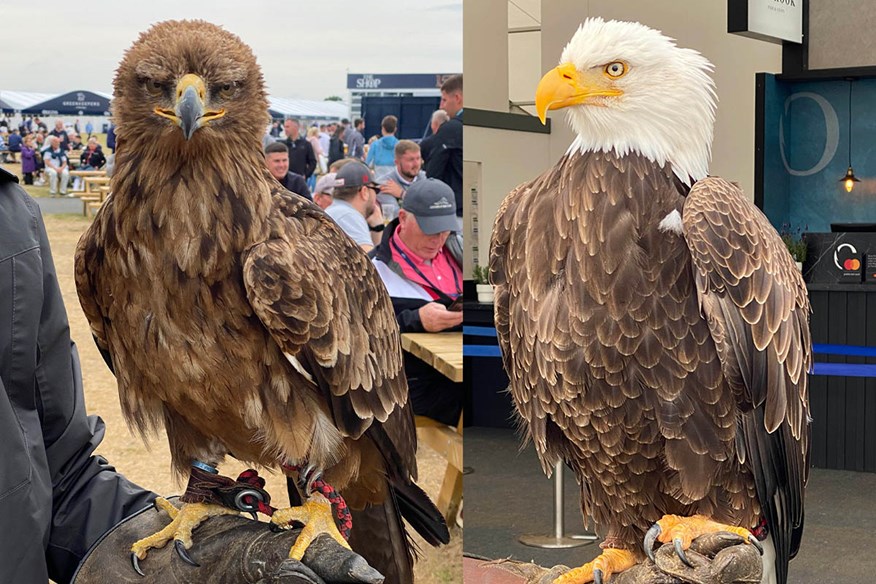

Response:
(0, 0), (461, 101)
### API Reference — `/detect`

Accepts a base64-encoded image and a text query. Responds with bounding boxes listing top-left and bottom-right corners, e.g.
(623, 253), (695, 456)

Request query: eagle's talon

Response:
(593, 567), (604, 584)
(131, 552), (145, 577)
(174, 539), (200, 567)
(747, 533), (764, 555)
(674, 537), (693, 567)
(643, 523), (661, 562)
(249, 511), (258, 521)
(272, 494), (351, 561)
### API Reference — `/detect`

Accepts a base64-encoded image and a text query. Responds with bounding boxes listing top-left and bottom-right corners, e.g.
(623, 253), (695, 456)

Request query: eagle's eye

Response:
(143, 79), (165, 96)
(604, 61), (627, 78)
(217, 82), (239, 99)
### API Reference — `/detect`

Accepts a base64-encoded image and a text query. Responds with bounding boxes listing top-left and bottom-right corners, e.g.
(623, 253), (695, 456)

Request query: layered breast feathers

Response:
(490, 150), (737, 481)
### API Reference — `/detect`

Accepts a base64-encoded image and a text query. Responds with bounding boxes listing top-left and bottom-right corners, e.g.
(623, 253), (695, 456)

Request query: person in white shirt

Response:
(43, 137), (70, 196)
(324, 161), (385, 252)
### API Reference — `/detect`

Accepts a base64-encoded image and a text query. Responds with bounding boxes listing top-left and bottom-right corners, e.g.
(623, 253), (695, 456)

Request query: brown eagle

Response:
(490, 18), (810, 584)
(74, 20), (447, 582)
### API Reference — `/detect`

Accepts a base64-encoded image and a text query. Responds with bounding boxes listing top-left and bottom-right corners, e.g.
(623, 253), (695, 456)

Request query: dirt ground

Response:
(42, 212), (462, 583)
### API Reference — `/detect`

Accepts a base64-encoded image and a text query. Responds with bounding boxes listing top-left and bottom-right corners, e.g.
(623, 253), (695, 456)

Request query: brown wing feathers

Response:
(242, 188), (408, 436)
(683, 177), (810, 437)
(683, 176), (811, 580)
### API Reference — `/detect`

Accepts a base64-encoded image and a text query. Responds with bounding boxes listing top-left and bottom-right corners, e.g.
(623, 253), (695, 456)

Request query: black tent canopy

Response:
(21, 90), (112, 116)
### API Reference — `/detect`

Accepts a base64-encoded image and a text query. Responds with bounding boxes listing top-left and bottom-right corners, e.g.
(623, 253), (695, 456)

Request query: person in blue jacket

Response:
(365, 115), (399, 180)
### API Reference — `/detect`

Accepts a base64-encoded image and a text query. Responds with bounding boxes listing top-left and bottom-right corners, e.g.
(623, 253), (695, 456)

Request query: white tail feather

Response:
(761, 533), (777, 584)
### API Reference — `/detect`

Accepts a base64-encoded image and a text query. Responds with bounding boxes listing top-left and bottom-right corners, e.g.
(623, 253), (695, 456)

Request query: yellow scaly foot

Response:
(130, 496), (239, 574)
(554, 548), (638, 583)
(270, 493), (352, 561)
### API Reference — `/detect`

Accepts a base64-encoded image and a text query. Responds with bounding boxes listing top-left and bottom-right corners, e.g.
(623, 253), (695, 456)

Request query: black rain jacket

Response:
(0, 167), (155, 583)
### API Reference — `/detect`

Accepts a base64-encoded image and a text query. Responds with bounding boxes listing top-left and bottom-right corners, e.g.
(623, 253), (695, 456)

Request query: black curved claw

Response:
(643, 523), (661, 562)
(748, 533), (765, 555)
(674, 537), (693, 568)
(249, 511), (258, 521)
(269, 521), (285, 533)
(593, 567), (604, 584)
(131, 552), (145, 577)
(174, 540), (200, 567)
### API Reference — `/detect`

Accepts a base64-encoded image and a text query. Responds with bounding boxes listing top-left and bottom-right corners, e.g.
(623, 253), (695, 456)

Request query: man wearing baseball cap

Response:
(312, 172), (336, 210)
(370, 178), (463, 426)
(324, 160), (386, 252)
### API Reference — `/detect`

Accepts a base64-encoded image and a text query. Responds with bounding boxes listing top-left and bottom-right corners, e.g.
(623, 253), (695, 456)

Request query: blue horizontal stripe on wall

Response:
(463, 326), (498, 337)
(464, 345), (502, 358)
(462, 329), (876, 375)
(811, 363), (876, 378)
(812, 344), (876, 358)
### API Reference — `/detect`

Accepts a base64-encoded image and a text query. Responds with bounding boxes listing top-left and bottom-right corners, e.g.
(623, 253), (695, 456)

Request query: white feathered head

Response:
(535, 18), (717, 185)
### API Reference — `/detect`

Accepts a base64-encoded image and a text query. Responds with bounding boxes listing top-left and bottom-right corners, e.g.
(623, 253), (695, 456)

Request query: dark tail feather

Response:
(392, 479), (450, 546)
(348, 489), (413, 584)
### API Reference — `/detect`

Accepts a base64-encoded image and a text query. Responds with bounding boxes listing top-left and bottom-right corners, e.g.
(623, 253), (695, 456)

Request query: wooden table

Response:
(400, 332), (462, 382)
(401, 331), (463, 523)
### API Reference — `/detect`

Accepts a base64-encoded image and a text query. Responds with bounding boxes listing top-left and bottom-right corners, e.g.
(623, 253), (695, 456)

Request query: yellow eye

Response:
(604, 61), (626, 78)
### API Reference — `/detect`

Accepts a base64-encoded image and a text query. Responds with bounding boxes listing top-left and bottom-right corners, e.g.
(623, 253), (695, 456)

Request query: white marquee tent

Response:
(2, 90), (349, 122)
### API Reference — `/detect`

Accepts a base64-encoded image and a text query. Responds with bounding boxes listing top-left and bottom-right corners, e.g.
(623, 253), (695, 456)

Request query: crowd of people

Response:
(0, 115), (110, 195)
(257, 75), (465, 426)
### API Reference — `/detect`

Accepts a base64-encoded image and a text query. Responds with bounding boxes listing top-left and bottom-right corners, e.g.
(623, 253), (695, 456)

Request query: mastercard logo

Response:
(844, 258), (861, 270)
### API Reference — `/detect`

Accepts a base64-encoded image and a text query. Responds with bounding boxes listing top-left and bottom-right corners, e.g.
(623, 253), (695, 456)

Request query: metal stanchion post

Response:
(518, 461), (598, 548)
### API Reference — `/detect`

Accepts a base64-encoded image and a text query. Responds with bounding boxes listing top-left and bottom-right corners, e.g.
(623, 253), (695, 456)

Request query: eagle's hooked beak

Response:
(154, 74), (226, 140)
(535, 63), (622, 124)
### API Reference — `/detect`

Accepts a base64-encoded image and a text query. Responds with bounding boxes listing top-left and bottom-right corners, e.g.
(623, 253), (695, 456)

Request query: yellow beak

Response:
(535, 63), (622, 124)
(154, 74), (226, 140)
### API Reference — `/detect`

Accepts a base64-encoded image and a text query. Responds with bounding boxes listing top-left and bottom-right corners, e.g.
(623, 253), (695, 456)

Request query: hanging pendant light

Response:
(839, 78), (860, 192)
(841, 166), (860, 192)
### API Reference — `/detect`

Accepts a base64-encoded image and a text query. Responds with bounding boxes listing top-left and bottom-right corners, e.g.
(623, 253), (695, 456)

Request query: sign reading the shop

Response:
(728, 0), (803, 45)
(346, 73), (459, 91)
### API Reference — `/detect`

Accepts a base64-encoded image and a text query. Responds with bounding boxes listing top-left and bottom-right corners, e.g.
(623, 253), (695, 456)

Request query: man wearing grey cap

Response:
(370, 178), (463, 426)
(324, 160), (386, 252)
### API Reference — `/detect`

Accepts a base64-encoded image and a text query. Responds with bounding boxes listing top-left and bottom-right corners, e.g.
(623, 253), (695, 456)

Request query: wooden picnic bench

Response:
(82, 186), (111, 217)
(400, 332), (463, 524)
(69, 169), (107, 192)
(83, 175), (110, 194)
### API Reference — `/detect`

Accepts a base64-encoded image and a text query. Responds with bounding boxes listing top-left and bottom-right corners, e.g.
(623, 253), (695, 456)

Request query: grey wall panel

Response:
(809, 1), (876, 70)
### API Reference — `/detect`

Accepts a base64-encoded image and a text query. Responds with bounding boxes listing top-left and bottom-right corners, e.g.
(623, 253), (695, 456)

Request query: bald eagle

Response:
(490, 18), (810, 584)
(75, 20), (447, 582)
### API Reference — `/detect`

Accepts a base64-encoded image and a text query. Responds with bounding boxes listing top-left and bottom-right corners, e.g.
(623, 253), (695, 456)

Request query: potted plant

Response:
(780, 224), (807, 271)
(473, 265), (494, 303)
